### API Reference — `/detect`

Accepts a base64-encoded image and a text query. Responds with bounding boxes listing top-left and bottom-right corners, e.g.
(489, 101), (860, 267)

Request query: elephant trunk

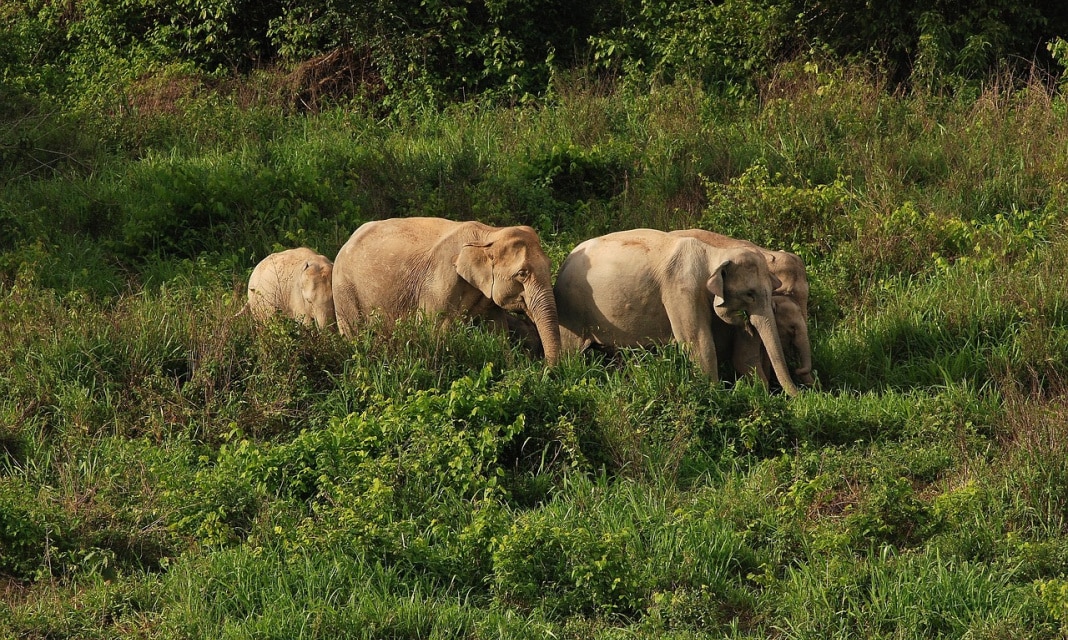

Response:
(793, 317), (814, 386)
(315, 306), (337, 331)
(525, 281), (561, 366)
(750, 313), (800, 396)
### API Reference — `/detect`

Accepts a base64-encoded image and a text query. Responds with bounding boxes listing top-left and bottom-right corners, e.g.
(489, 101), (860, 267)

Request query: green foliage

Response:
(1, 0), (616, 114)
(115, 151), (365, 263)
(164, 458), (263, 548)
(591, 0), (792, 93)
(493, 503), (645, 616)
(0, 479), (55, 579)
(820, 246), (1068, 392)
(1037, 578), (1068, 632)
(265, 0), (610, 107)
(772, 550), (1054, 638)
(856, 200), (1060, 278)
(2, 574), (163, 639)
(786, 0), (1065, 85)
(493, 478), (759, 623)
(165, 364), (584, 587)
(6, 51), (1068, 639)
(698, 162), (854, 256)
(528, 142), (631, 225)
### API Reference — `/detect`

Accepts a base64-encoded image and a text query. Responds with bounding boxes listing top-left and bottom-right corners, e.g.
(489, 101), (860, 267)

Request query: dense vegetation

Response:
(3, 1), (1068, 638)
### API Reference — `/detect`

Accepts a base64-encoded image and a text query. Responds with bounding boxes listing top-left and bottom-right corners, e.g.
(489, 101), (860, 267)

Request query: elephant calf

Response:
(765, 295), (814, 386)
(717, 295), (814, 389)
(243, 247), (336, 329)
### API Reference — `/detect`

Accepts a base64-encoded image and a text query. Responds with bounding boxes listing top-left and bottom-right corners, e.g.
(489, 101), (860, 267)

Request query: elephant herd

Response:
(241, 217), (813, 395)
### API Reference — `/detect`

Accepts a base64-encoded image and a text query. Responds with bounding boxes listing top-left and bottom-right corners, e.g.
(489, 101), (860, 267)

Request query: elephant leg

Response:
(559, 324), (590, 354)
(732, 327), (767, 384)
(663, 291), (719, 380)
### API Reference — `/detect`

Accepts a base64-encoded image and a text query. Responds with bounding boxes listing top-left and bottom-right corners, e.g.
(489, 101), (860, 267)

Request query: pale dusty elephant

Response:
(332, 217), (561, 365)
(554, 229), (800, 395)
(243, 247), (336, 329)
(670, 229), (813, 384)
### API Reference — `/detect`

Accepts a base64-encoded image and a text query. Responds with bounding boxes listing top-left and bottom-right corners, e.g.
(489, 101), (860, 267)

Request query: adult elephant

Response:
(333, 217), (561, 365)
(670, 229), (813, 386)
(555, 229), (799, 395)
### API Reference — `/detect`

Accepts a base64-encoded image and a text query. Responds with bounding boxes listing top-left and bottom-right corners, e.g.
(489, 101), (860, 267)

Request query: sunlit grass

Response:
(4, 67), (1068, 639)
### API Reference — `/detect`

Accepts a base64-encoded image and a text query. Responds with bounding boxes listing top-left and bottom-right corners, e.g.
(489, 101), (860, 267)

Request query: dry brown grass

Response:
(122, 47), (385, 118)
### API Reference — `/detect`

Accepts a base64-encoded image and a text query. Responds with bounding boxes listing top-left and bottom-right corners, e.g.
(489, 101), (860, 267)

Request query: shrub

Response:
(0, 479), (57, 579)
(493, 505), (644, 617)
(698, 161), (854, 256)
(179, 363), (585, 587)
(493, 478), (761, 623)
(590, 0), (793, 93)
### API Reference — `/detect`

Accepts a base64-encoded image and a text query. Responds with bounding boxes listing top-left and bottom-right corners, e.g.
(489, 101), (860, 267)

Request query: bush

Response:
(0, 479), (56, 579)
(698, 161), (854, 256)
(172, 363), (586, 587)
(493, 478), (760, 623)
(493, 505), (644, 616)
(591, 0), (793, 93)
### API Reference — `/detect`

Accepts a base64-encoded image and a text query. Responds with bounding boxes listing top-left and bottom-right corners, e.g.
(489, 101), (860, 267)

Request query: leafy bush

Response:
(493, 506), (644, 617)
(493, 478), (760, 623)
(0, 479), (57, 579)
(591, 0), (793, 93)
(527, 142), (632, 228)
(171, 364), (585, 587)
(789, 0), (1066, 85)
(698, 162), (854, 256)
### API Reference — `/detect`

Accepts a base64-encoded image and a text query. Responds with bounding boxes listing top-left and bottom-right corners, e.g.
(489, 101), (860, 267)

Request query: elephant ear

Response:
(769, 272), (783, 293)
(707, 260), (729, 300)
(456, 242), (496, 299)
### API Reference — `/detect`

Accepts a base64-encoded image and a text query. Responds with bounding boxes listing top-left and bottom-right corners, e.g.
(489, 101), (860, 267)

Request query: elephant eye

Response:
(515, 268), (530, 280)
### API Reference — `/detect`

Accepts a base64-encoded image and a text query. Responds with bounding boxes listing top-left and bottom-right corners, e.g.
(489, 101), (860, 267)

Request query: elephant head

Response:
(766, 250), (810, 319)
(706, 248), (800, 396)
(299, 258), (336, 329)
(455, 226), (561, 365)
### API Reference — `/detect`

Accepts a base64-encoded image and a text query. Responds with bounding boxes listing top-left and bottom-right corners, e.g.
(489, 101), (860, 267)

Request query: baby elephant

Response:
(243, 248), (336, 329)
(749, 295), (814, 388)
(768, 295), (815, 386)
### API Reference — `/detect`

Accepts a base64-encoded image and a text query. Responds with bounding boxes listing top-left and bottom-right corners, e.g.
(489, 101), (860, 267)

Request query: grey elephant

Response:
(332, 217), (561, 365)
(242, 247), (336, 329)
(671, 228), (813, 386)
(554, 228), (800, 395)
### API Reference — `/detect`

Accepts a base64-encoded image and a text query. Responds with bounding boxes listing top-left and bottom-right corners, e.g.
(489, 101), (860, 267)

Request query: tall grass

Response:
(4, 64), (1068, 638)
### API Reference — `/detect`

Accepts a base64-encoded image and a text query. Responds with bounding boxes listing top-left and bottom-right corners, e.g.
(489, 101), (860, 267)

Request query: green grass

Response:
(4, 65), (1068, 638)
